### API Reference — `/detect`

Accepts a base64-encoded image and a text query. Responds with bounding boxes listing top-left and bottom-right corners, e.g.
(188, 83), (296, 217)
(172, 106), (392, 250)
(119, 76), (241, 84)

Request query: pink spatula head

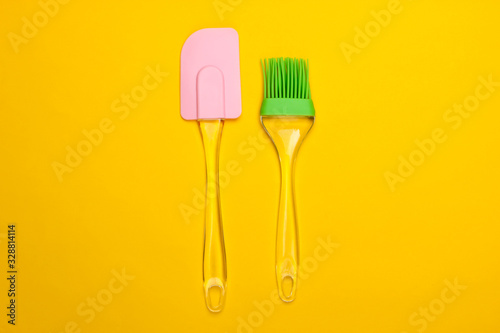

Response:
(180, 28), (242, 120)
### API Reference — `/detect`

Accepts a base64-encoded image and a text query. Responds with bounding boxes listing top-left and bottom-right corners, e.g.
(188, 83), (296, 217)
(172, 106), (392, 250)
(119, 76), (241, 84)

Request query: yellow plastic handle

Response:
(276, 147), (299, 303)
(198, 119), (227, 312)
(261, 116), (314, 302)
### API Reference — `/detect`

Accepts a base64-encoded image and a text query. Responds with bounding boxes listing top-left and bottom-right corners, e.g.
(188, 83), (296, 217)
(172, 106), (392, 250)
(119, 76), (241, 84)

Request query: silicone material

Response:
(260, 98), (315, 116)
(260, 58), (315, 117)
(180, 28), (242, 120)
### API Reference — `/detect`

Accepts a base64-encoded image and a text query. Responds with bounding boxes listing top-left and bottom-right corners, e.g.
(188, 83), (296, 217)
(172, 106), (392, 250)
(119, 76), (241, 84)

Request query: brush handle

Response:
(199, 119), (227, 313)
(276, 152), (299, 302)
(261, 116), (314, 303)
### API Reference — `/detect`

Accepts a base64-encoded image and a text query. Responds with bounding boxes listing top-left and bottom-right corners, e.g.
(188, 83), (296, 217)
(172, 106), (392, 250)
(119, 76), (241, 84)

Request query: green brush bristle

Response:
(261, 58), (311, 99)
(260, 58), (315, 116)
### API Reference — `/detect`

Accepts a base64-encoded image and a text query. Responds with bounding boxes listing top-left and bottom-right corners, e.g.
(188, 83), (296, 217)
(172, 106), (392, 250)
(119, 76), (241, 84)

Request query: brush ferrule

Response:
(260, 98), (315, 116)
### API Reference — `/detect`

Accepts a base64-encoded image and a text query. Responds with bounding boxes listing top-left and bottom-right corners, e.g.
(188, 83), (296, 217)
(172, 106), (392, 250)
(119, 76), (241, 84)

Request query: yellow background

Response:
(1, 0), (499, 332)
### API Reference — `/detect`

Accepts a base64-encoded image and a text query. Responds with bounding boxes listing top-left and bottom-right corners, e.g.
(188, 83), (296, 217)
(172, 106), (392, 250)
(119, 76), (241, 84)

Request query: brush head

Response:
(260, 58), (315, 117)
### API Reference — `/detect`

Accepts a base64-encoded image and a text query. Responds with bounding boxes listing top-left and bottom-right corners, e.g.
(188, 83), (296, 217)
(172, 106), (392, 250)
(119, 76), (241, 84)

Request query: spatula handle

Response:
(198, 119), (227, 312)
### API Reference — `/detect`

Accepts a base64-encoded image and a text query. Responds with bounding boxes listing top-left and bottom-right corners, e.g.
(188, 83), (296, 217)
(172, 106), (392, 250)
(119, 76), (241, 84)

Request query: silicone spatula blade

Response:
(181, 28), (241, 120)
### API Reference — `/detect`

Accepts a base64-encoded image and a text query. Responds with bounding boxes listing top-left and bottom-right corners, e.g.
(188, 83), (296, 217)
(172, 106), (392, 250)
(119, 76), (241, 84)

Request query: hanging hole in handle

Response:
(278, 275), (296, 303)
(204, 277), (226, 312)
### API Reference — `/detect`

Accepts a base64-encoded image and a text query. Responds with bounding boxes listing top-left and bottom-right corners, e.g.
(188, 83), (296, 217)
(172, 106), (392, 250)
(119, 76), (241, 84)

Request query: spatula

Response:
(180, 28), (241, 312)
